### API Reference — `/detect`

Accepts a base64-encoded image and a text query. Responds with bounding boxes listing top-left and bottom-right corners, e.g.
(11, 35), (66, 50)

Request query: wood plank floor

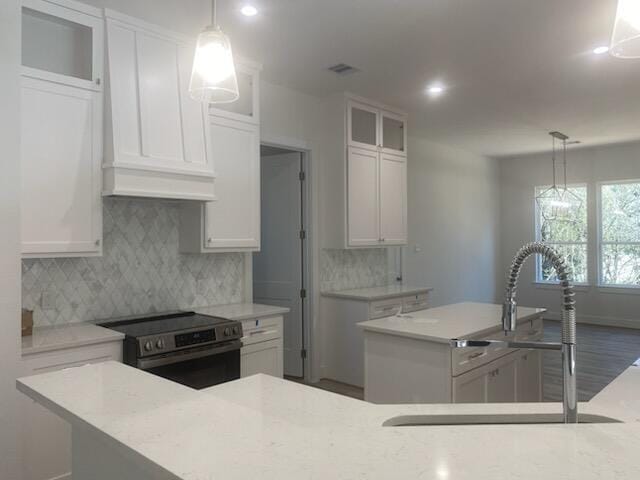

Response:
(289, 321), (640, 403)
(542, 320), (640, 401)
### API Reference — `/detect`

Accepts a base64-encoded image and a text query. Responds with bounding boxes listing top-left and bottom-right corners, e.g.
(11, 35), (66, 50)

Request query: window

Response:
(535, 185), (588, 283)
(599, 181), (640, 287)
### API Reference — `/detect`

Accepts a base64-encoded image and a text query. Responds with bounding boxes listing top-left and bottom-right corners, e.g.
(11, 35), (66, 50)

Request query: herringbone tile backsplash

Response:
(22, 197), (244, 326)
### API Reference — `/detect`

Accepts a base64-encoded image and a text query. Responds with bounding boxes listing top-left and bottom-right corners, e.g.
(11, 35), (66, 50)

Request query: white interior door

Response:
(253, 152), (304, 377)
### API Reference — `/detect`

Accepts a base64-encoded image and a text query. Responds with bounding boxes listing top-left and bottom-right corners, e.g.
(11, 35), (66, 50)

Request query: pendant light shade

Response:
(610, 0), (640, 58)
(189, 0), (239, 103)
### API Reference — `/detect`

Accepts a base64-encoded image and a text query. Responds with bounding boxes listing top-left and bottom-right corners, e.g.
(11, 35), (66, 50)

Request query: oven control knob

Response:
(143, 341), (153, 352)
(232, 326), (239, 336)
(156, 339), (165, 349)
(224, 327), (231, 337)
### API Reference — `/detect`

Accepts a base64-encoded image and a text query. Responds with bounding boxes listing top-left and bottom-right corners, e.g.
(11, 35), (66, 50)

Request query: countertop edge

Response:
(21, 328), (125, 357)
(358, 309), (545, 343)
(322, 286), (433, 301)
(195, 303), (290, 321)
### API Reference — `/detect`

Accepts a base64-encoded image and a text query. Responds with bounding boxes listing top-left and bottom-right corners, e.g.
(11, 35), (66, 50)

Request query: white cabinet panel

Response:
(104, 11), (215, 201)
(516, 350), (542, 402)
(348, 146), (379, 246)
(381, 110), (407, 154)
(452, 367), (488, 403)
(379, 152), (407, 245)
(179, 117), (260, 252)
(487, 356), (517, 403)
(241, 340), (283, 378)
(21, 77), (102, 257)
(209, 62), (261, 124)
(347, 100), (380, 151)
(136, 33), (183, 163)
(20, 341), (122, 480)
(205, 118), (260, 249)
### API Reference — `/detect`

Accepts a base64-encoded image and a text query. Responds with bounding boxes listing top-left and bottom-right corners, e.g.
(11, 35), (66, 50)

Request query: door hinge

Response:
(300, 288), (307, 299)
(299, 229), (306, 240)
(299, 171), (306, 181)
(301, 348), (307, 359)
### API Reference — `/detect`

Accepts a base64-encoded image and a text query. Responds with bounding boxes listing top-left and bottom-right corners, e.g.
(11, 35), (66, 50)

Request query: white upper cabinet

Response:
(180, 117), (261, 252)
(103, 10), (215, 201)
(347, 146), (380, 246)
(20, 0), (103, 258)
(209, 62), (260, 124)
(339, 95), (408, 248)
(379, 152), (407, 245)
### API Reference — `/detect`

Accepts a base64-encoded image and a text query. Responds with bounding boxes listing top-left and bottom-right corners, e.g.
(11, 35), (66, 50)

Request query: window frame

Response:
(534, 183), (589, 285)
(597, 179), (640, 290)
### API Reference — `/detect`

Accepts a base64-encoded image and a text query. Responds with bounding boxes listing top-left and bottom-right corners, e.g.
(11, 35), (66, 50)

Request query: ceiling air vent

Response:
(327, 63), (360, 76)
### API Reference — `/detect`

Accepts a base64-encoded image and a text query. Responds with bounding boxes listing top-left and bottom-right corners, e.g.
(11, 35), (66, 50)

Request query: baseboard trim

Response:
(544, 311), (640, 330)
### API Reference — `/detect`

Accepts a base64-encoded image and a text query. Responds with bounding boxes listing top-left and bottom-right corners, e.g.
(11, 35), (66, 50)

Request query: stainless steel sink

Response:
(383, 413), (622, 426)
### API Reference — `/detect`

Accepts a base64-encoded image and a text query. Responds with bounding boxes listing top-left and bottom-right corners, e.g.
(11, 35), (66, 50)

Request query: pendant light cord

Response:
(562, 139), (568, 190)
(211, 0), (217, 28)
(551, 136), (557, 189)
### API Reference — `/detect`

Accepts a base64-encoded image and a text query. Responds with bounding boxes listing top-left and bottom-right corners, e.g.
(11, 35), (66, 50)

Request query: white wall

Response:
(499, 140), (640, 328)
(402, 136), (501, 307)
(0, 0), (22, 477)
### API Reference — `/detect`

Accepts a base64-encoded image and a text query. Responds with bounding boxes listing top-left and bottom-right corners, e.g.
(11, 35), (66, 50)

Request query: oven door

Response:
(136, 340), (241, 390)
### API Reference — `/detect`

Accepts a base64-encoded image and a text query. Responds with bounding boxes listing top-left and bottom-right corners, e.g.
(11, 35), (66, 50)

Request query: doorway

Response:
(253, 145), (308, 378)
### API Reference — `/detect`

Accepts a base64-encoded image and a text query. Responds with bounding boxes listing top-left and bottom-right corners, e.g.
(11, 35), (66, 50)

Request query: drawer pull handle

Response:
(468, 352), (484, 360)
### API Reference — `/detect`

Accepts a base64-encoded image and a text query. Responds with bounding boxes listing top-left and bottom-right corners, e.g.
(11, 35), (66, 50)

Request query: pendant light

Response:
(189, 0), (239, 103)
(535, 132), (583, 222)
(610, 0), (640, 58)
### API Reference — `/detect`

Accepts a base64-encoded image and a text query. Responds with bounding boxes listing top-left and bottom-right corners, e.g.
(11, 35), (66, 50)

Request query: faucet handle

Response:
(502, 299), (517, 333)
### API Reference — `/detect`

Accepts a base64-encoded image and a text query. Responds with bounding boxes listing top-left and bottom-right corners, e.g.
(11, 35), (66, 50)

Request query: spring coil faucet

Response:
(452, 242), (577, 423)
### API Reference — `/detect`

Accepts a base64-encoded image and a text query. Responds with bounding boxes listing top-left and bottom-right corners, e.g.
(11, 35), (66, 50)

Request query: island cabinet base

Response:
(72, 427), (175, 480)
(363, 316), (543, 404)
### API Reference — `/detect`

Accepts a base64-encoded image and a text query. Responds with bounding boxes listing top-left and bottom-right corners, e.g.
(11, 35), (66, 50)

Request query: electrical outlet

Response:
(196, 279), (207, 295)
(414, 244), (422, 253)
(41, 291), (56, 311)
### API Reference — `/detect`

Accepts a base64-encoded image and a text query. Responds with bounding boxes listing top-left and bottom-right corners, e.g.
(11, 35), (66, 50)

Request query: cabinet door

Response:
(21, 77), (102, 257)
(347, 100), (379, 151)
(21, 0), (103, 91)
(209, 64), (260, 124)
(241, 340), (283, 378)
(204, 118), (260, 250)
(347, 146), (380, 246)
(379, 152), (407, 245)
(516, 350), (542, 402)
(487, 356), (517, 403)
(452, 367), (488, 403)
(381, 110), (407, 155)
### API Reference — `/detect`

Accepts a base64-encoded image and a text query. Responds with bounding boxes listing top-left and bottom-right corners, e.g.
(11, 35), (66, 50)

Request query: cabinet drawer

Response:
(241, 316), (282, 346)
(241, 339), (282, 378)
(22, 341), (122, 375)
(369, 298), (402, 319)
(451, 329), (516, 377)
(401, 293), (429, 313)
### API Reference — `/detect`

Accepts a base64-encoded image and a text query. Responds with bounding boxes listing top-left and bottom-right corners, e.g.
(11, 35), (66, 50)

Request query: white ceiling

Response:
(218, 0), (640, 158)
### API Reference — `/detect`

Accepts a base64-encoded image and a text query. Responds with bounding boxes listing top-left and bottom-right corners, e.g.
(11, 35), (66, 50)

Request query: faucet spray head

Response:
(502, 298), (517, 333)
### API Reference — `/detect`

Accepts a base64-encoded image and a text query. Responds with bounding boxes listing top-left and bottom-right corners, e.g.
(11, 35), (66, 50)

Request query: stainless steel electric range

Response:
(99, 311), (243, 390)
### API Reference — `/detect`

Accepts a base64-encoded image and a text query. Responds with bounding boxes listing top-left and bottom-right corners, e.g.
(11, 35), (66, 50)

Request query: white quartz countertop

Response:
(21, 323), (124, 356)
(357, 302), (546, 343)
(196, 303), (289, 321)
(17, 361), (640, 479)
(322, 284), (432, 301)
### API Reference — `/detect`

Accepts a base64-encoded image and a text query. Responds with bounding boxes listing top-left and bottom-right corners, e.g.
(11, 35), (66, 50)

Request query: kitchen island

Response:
(358, 302), (546, 404)
(16, 360), (640, 480)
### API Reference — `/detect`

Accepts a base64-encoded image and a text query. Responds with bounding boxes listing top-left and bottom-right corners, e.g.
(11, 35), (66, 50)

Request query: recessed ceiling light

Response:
(426, 84), (445, 96)
(241, 5), (258, 16)
(593, 45), (609, 55)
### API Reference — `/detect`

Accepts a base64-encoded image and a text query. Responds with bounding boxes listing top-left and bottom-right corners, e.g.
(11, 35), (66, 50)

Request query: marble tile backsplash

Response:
(321, 248), (389, 292)
(22, 198), (244, 326)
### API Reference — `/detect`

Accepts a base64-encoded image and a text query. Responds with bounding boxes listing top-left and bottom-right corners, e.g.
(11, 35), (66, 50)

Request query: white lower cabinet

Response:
(516, 350), (543, 402)
(20, 341), (122, 480)
(240, 316), (283, 378)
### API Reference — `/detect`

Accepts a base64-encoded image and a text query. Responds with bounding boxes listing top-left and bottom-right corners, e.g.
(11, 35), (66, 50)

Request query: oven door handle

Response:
(136, 340), (242, 370)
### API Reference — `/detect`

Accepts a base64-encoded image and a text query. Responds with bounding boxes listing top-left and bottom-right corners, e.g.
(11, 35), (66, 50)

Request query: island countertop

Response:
(357, 302), (546, 343)
(321, 284), (432, 301)
(16, 360), (640, 480)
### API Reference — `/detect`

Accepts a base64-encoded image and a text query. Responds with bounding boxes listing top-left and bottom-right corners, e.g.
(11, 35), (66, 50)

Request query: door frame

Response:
(249, 133), (316, 382)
